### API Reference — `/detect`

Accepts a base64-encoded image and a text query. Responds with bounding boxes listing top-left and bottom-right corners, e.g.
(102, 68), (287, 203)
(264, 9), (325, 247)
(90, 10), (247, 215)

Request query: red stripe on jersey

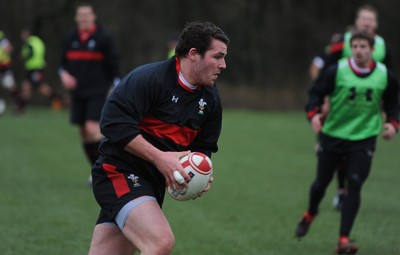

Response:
(139, 116), (200, 147)
(102, 163), (130, 198)
(66, 50), (104, 61)
(329, 41), (344, 53)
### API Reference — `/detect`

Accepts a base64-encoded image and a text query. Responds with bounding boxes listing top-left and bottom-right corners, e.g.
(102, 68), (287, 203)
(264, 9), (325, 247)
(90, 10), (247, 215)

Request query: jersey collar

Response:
(348, 57), (376, 76)
(175, 56), (200, 92)
(78, 23), (97, 44)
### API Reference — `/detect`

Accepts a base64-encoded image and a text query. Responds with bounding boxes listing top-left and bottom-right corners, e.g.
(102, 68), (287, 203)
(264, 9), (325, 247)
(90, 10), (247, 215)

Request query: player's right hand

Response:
(60, 71), (77, 90)
(154, 150), (191, 191)
(382, 122), (396, 140)
(311, 113), (323, 134)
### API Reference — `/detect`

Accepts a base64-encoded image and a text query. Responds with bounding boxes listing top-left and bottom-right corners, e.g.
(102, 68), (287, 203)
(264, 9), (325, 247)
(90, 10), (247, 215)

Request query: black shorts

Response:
(92, 158), (165, 224)
(315, 133), (376, 188)
(70, 96), (106, 125)
(25, 69), (45, 87)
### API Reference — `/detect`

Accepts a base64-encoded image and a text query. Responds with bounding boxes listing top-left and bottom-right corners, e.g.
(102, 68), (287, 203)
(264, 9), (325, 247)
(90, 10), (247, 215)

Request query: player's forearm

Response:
(123, 134), (163, 165)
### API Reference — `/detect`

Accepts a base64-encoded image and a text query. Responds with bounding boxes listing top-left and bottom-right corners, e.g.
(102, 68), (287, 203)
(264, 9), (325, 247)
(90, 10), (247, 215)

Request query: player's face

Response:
(355, 10), (377, 34)
(75, 6), (96, 30)
(351, 39), (373, 67)
(194, 39), (228, 87)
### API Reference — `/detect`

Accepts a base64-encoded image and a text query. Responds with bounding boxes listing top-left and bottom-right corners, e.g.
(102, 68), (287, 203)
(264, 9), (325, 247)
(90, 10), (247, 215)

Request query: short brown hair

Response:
(350, 31), (375, 48)
(175, 21), (230, 57)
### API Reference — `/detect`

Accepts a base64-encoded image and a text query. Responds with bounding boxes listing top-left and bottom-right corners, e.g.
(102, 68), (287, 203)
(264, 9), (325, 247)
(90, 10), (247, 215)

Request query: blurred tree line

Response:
(1, 0), (399, 110)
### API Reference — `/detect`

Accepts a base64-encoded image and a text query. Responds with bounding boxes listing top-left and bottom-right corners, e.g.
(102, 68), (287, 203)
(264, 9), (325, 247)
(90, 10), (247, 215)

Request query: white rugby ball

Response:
(167, 152), (213, 201)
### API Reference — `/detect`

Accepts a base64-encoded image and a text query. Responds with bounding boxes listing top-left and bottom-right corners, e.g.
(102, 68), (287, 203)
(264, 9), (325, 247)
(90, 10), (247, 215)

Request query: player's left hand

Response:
(193, 176), (214, 199)
(382, 123), (396, 140)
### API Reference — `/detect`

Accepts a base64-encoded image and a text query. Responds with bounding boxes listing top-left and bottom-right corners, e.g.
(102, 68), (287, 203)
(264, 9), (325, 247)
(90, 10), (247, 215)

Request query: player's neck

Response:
(349, 57), (374, 75)
(176, 57), (199, 91)
(179, 72), (198, 91)
(179, 58), (197, 85)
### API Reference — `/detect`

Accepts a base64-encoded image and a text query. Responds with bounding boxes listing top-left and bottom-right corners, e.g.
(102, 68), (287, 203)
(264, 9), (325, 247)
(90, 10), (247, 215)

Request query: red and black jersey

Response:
(98, 57), (222, 180)
(60, 23), (119, 97)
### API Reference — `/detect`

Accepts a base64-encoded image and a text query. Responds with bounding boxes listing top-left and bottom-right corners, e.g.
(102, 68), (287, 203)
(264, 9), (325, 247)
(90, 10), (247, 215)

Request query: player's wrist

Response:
(307, 107), (321, 122)
(58, 68), (66, 77)
(386, 119), (399, 133)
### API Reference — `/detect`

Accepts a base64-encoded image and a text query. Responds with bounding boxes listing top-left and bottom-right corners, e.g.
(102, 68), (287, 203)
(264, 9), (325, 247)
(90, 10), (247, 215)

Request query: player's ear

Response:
(188, 48), (199, 61)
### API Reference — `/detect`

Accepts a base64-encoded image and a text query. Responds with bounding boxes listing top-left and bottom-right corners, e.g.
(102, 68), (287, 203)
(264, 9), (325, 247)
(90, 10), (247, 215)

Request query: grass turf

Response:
(0, 108), (399, 254)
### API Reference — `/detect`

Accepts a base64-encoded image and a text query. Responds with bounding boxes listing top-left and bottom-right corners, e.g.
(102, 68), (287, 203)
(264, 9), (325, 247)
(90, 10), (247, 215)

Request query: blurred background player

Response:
(296, 31), (399, 254)
(309, 32), (343, 81)
(59, 3), (119, 185)
(19, 28), (63, 113)
(325, 4), (392, 68)
(315, 4), (393, 209)
(0, 30), (22, 114)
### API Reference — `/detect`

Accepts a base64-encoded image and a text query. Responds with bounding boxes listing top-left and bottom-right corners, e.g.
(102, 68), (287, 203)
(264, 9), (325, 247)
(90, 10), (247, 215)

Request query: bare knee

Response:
(121, 200), (175, 255)
(141, 231), (175, 255)
(39, 83), (51, 97)
(21, 80), (32, 100)
(347, 173), (364, 192)
(88, 223), (137, 255)
(156, 232), (175, 254)
(81, 121), (102, 142)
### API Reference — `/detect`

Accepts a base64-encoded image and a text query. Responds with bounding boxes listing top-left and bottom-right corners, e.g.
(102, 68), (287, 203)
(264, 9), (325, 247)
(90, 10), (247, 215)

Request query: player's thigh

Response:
(122, 199), (174, 251)
(86, 96), (106, 122)
(346, 150), (373, 190)
(316, 149), (341, 184)
(88, 223), (137, 255)
(70, 97), (86, 126)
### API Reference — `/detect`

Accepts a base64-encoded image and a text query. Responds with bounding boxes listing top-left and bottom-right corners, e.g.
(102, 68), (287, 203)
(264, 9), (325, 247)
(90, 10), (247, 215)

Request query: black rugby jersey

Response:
(99, 57), (222, 176)
(60, 24), (119, 98)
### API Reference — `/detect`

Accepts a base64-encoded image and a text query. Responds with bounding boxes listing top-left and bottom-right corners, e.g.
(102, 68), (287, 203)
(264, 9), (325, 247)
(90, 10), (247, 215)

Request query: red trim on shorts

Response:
(102, 163), (130, 198)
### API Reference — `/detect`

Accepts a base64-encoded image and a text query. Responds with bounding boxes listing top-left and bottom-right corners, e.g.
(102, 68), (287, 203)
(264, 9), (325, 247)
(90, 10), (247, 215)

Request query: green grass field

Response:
(1, 107), (399, 255)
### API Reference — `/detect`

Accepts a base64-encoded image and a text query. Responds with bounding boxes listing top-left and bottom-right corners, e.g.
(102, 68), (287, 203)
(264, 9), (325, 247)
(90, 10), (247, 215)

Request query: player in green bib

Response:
(296, 31), (399, 254)
(317, 5), (393, 211)
(19, 28), (63, 113)
(325, 4), (392, 69)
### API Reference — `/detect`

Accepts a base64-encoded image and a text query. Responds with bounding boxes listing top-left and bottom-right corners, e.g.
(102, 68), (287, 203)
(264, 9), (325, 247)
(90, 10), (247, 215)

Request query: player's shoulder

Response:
(131, 58), (174, 78)
(121, 58), (175, 89)
(325, 61), (340, 73)
(65, 28), (79, 40)
(375, 61), (387, 72)
(87, 25), (113, 44)
(374, 34), (385, 44)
